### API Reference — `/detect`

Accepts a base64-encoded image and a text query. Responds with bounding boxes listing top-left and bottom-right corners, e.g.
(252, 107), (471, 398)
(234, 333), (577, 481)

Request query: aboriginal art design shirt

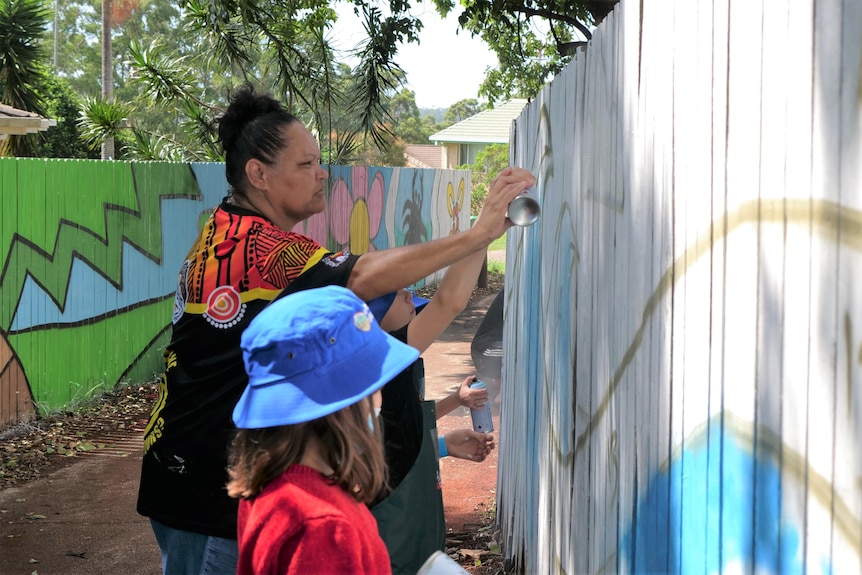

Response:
(137, 200), (358, 539)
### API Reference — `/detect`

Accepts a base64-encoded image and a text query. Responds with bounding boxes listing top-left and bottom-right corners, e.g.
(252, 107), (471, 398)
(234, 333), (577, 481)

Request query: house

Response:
(0, 103), (56, 142)
(403, 144), (445, 169)
(428, 99), (529, 168)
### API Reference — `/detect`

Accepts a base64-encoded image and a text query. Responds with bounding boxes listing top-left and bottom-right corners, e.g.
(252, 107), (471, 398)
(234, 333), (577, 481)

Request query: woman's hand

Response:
(458, 376), (489, 410)
(471, 167), (536, 242)
(444, 430), (495, 462)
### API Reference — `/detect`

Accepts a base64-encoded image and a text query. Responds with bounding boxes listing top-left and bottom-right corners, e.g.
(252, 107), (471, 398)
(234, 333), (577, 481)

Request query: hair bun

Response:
(217, 83), (285, 150)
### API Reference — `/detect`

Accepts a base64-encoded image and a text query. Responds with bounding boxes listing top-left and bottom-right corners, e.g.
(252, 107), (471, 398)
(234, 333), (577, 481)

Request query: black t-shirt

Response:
(137, 201), (358, 539)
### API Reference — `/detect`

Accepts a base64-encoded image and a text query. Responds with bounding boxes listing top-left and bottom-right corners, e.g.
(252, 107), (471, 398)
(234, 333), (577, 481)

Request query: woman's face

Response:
(261, 122), (329, 226)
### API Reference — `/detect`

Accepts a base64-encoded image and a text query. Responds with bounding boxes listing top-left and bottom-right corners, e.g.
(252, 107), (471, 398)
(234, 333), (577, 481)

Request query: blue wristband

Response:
(437, 435), (448, 458)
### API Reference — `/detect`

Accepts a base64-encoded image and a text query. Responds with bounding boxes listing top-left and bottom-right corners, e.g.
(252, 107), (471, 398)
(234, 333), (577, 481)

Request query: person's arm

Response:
(435, 375), (488, 419)
(405, 247), (487, 354)
(345, 167), (534, 301)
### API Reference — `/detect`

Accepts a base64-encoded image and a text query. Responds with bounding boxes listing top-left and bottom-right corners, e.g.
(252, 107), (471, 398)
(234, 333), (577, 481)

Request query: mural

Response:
(497, 0), (862, 573)
(0, 160), (470, 428)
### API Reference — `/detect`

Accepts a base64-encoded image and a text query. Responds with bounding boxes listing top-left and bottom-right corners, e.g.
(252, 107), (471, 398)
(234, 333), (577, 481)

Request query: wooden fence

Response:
(499, 0), (862, 572)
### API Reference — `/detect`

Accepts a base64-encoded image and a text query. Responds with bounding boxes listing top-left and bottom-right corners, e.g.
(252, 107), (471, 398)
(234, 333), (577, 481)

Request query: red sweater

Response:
(237, 464), (392, 575)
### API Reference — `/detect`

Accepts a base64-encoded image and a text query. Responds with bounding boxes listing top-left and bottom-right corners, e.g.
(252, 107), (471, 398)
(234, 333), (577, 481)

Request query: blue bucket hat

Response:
(233, 285), (420, 429)
(367, 290), (430, 322)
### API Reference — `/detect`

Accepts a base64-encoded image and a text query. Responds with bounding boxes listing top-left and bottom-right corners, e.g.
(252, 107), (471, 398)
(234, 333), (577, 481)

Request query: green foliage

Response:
(78, 95), (130, 149)
(388, 89), (447, 146)
(0, 0), (49, 113)
(4, 0), (615, 160)
(39, 76), (99, 158)
(466, 143), (510, 215)
(0, 0), (51, 156)
(443, 98), (483, 124)
(488, 235), (507, 252)
(64, 0), (426, 161)
(487, 260), (506, 275)
(432, 0), (615, 103)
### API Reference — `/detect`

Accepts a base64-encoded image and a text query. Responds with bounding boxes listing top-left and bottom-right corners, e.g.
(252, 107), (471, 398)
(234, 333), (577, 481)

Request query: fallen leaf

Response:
(27, 514), (46, 520)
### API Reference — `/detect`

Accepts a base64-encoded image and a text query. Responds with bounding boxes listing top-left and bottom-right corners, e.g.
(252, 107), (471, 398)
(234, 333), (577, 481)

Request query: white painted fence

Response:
(499, 0), (862, 572)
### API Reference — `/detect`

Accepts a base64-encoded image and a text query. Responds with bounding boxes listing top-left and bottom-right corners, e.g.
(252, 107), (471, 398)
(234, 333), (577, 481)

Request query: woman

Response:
(136, 82), (534, 574)
(227, 285), (418, 575)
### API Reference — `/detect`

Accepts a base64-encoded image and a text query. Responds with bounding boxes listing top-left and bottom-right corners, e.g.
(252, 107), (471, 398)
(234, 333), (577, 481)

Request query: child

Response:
(226, 285), (419, 575)
(366, 249), (496, 575)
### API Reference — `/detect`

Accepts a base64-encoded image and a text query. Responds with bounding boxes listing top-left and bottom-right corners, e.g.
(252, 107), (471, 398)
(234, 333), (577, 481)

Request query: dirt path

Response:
(487, 249), (506, 264)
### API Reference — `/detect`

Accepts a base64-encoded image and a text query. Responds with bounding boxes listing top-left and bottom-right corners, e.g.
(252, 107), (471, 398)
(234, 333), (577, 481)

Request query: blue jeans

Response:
(150, 519), (238, 575)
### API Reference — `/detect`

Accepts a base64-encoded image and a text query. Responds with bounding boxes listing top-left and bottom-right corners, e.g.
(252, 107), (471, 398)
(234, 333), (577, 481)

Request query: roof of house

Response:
(0, 103), (56, 136)
(429, 99), (529, 145)
(403, 144), (445, 169)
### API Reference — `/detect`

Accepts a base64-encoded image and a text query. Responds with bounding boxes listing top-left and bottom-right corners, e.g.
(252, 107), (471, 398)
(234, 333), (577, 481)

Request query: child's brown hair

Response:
(227, 396), (388, 503)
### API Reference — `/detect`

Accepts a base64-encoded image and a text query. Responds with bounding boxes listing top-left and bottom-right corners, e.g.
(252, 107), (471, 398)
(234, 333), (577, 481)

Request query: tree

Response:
(386, 89), (440, 145)
(432, 0), (619, 103)
(444, 98), (483, 124)
(467, 143), (510, 215)
(39, 76), (99, 158)
(0, 0), (51, 156)
(69, 0), (620, 161)
(73, 0), (415, 162)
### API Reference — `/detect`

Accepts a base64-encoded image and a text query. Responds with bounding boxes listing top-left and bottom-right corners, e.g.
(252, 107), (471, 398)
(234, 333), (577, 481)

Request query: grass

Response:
(488, 235), (507, 251)
(487, 260), (506, 275)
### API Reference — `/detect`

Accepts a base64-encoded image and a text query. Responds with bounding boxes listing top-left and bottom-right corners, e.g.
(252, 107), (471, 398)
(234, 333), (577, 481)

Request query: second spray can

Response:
(469, 380), (494, 433)
(507, 185), (541, 226)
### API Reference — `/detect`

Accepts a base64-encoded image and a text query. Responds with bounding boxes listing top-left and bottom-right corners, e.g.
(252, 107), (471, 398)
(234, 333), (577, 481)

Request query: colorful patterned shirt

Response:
(137, 200), (358, 538)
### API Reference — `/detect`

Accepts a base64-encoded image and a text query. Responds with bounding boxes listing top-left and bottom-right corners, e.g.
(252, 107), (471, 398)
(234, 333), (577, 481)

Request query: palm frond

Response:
(77, 96), (131, 149)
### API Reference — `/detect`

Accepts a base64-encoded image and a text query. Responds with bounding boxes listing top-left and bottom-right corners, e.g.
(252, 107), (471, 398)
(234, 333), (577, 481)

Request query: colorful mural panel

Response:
(0, 159), (469, 428)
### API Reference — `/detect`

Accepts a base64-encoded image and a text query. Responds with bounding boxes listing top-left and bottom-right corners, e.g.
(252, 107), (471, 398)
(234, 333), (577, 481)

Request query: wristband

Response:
(437, 435), (449, 458)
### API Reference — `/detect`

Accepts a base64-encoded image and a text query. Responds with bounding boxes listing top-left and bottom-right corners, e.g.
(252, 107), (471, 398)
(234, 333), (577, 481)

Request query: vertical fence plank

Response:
(835, 0), (862, 571)
(754, 0), (791, 571)
(570, 45), (592, 575)
(780, 1), (817, 571)
(723, 0), (766, 568)
(809, 0), (845, 571)
(616, 0), (641, 570)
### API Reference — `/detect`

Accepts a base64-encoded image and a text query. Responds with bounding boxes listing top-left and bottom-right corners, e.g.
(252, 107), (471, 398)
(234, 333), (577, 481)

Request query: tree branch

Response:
(517, 7), (592, 40)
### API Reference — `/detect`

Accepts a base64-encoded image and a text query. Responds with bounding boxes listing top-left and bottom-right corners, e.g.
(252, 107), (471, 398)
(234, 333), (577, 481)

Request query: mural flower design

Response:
(291, 207), (328, 246)
(330, 167), (385, 255)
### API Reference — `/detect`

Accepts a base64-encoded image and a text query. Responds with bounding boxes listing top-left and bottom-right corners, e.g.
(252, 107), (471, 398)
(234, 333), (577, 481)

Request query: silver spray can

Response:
(507, 186), (541, 226)
(469, 380), (494, 433)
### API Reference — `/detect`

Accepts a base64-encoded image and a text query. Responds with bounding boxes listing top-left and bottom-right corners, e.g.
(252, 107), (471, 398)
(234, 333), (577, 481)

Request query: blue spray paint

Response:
(620, 421), (823, 574)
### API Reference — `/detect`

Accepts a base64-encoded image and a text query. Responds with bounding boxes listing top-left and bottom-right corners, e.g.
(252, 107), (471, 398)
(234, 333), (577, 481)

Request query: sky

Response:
(330, 2), (499, 110)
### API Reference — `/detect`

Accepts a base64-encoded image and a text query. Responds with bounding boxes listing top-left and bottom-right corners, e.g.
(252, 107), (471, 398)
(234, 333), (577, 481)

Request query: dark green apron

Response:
(372, 401), (446, 575)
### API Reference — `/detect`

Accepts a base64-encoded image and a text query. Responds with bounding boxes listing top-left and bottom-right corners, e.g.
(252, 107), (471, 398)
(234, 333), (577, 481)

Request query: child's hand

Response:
(444, 430), (495, 462)
(458, 376), (489, 410)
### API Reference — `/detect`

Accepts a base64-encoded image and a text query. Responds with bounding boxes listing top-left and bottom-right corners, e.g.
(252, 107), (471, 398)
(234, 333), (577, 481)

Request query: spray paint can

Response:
(469, 380), (494, 433)
(507, 186), (541, 226)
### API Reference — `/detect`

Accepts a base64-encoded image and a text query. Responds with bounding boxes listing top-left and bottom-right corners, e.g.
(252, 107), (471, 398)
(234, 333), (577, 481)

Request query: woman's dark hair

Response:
(217, 83), (299, 194)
